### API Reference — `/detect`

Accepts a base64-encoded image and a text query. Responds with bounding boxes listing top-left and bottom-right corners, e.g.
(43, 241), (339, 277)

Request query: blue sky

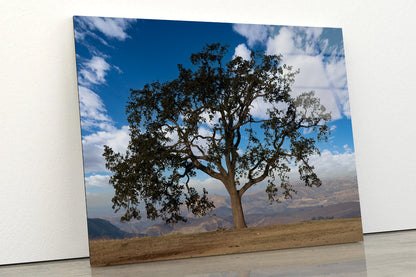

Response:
(73, 17), (357, 216)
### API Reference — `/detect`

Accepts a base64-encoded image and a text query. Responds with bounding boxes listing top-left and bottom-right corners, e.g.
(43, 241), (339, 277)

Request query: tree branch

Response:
(239, 164), (270, 197)
(188, 150), (225, 181)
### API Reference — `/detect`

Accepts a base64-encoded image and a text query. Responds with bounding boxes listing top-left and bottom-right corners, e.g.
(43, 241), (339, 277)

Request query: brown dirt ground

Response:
(89, 217), (363, 266)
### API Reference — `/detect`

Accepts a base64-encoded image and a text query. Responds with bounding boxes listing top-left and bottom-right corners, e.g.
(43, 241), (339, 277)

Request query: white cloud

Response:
(233, 24), (269, 47)
(292, 87), (342, 120)
(343, 144), (352, 152)
(248, 96), (290, 120)
(289, 54), (330, 88)
(78, 86), (113, 131)
(309, 149), (356, 179)
(265, 26), (350, 120)
(78, 85), (130, 175)
(233, 43), (251, 61)
(231, 25), (349, 121)
(78, 85), (130, 173)
(335, 88), (351, 118)
(74, 17), (133, 89)
(78, 56), (111, 86)
(85, 174), (111, 188)
(249, 97), (274, 119)
(325, 52), (348, 88)
(303, 128), (313, 135)
(253, 149), (356, 192)
(266, 26), (324, 56)
(188, 177), (225, 195)
(305, 27), (323, 41)
(74, 29), (86, 41)
(198, 126), (213, 137)
(266, 27), (298, 55)
(78, 16), (135, 41)
(86, 191), (114, 210)
(113, 65), (123, 74)
(82, 126), (130, 173)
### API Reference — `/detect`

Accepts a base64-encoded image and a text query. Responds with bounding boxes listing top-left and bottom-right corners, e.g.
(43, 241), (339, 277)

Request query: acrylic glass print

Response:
(73, 16), (363, 266)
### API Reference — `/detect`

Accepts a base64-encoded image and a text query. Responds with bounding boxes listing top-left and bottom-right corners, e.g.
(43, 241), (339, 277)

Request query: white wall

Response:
(1, 0), (415, 265)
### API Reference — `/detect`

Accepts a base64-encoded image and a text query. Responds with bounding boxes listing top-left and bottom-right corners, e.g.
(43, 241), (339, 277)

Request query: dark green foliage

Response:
(103, 43), (331, 226)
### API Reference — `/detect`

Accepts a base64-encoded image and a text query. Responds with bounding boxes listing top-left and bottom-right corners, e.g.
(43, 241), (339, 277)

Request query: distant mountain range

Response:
(88, 176), (361, 240)
(88, 201), (360, 240)
(87, 218), (140, 240)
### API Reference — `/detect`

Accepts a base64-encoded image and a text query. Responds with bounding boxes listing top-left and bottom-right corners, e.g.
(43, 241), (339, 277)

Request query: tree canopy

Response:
(103, 43), (331, 229)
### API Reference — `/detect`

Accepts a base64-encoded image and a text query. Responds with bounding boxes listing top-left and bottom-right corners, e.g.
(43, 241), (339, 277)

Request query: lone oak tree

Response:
(103, 43), (331, 230)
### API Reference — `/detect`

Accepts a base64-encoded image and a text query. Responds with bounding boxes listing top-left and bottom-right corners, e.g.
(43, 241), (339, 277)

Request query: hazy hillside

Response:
(92, 176), (361, 238)
(241, 176), (360, 212)
(101, 201), (360, 237)
(87, 218), (139, 240)
(244, 201), (361, 227)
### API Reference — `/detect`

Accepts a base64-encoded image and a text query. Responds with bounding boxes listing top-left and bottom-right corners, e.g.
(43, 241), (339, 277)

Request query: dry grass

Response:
(89, 217), (363, 266)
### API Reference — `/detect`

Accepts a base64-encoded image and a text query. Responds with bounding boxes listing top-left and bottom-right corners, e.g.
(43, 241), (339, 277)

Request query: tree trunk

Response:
(229, 190), (247, 229)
